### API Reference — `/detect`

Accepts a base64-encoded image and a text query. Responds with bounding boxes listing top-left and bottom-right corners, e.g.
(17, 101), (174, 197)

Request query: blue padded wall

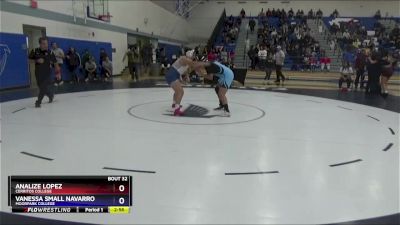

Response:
(0, 32), (30, 89)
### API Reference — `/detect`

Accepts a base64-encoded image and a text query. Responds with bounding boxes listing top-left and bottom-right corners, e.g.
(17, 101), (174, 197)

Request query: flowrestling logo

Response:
(0, 44), (11, 76)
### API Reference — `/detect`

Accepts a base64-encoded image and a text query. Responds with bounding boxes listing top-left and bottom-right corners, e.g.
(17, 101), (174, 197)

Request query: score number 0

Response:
(117, 183), (128, 205)
(118, 185), (125, 205)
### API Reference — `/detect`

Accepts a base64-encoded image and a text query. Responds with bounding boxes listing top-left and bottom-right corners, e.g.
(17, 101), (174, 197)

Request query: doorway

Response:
(22, 24), (46, 88)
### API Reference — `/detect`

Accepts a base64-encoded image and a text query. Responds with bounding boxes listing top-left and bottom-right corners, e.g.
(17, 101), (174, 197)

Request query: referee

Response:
(29, 37), (60, 108)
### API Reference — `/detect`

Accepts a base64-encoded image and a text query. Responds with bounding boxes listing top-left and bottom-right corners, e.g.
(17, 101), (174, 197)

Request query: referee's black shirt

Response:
(29, 48), (57, 82)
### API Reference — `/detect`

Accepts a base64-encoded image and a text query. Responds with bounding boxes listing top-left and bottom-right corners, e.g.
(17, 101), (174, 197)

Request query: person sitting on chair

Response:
(102, 56), (113, 82)
(339, 62), (353, 91)
(320, 56), (331, 72)
(85, 56), (97, 82)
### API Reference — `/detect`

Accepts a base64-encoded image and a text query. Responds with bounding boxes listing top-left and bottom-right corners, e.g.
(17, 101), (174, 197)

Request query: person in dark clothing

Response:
(240, 8), (246, 18)
(253, 46), (259, 70)
(81, 49), (91, 79)
(247, 46), (256, 70)
(354, 49), (367, 88)
(380, 51), (396, 96)
(99, 48), (108, 66)
(123, 46), (136, 79)
(366, 52), (382, 94)
(264, 52), (274, 84)
(66, 47), (81, 83)
(249, 18), (256, 33)
(141, 44), (153, 74)
(29, 37), (60, 108)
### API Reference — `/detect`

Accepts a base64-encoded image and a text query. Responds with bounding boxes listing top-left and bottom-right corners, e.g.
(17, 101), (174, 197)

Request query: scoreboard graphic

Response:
(8, 176), (132, 213)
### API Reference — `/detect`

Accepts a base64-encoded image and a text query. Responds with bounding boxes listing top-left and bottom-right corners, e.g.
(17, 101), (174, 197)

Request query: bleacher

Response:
(256, 16), (316, 70)
(323, 16), (399, 74)
(212, 17), (240, 55)
(210, 12), (399, 75)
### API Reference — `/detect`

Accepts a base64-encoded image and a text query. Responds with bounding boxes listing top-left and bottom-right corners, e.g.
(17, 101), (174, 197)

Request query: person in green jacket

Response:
(123, 45), (141, 81)
(81, 49), (91, 78)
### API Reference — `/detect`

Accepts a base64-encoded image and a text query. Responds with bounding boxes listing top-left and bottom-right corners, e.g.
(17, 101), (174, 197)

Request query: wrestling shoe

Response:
(221, 110), (230, 117)
(167, 104), (176, 112)
(174, 107), (184, 116)
(214, 105), (224, 111)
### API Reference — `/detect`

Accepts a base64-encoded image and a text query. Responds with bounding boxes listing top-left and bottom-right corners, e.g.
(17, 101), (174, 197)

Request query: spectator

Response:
(240, 8), (246, 18)
(249, 18), (256, 33)
(85, 56), (97, 82)
(81, 49), (91, 78)
(342, 50), (354, 66)
(99, 48), (108, 66)
(220, 47), (229, 64)
(274, 46), (286, 84)
(303, 54), (311, 71)
(123, 46), (141, 81)
(339, 62), (353, 90)
(354, 49), (367, 88)
(259, 8), (265, 17)
(320, 55), (331, 72)
(374, 10), (381, 20)
(316, 9), (323, 19)
(264, 52), (274, 84)
(352, 38), (361, 48)
(258, 45), (268, 70)
(132, 46), (141, 81)
(228, 50), (236, 67)
(51, 42), (65, 86)
(102, 56), (113, 81)
(29, 37), (60, 108)
(247, 46), (256, 70)
(308, 9), (314, 19)
(245, 37), (250, 53)
(342, 30), (351, 39)
(318, 23), (323, 34)
(331, 9), (339, 18)
(66, 47), (81, 83)
(123, 46), (135, 80)
(141, 44), (152, 74)
(310, 53), (317, 72)
(288, 8), (294, 18)
(390, 24), (400, 40)
(253, 45), (260, 70)
(207, 49), (217, 62)
(366, 51), (382, 94)
(380, 51), (396, 96)
(158, 48), (170, 75)
(330, 38), (337, 53)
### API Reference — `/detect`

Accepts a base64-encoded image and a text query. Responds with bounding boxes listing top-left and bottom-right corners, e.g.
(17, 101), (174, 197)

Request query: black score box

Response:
(79, 207), (109, 213)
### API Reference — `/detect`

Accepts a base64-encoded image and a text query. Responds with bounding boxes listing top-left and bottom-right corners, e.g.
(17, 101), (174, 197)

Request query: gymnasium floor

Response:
(1, 77), (399, 224)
